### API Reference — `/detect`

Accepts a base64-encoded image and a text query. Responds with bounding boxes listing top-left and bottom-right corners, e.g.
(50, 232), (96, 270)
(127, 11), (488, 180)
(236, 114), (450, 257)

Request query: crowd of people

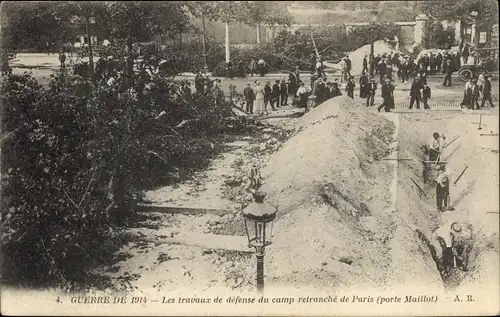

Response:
(187, 45), (497, 115)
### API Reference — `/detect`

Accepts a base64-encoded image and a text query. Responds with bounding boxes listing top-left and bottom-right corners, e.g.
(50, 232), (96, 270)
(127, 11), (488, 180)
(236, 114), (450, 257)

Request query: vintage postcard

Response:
(1, 1), (499, 316)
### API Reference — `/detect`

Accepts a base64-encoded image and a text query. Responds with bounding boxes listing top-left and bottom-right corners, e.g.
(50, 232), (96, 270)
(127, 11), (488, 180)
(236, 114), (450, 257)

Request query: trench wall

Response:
(396, 113), (499, 296)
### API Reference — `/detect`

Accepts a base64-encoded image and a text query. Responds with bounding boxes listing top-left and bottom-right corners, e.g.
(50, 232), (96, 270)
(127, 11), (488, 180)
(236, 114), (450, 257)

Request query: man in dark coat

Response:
(362, 55), (368, 73)
(409, 77), (424, 109)
(378, 79), (395, 112)
(422, 83), (431, 109)
(195, 72), (205, 94)
(374, 54), (381, 74)
(377, 59), (387, 84)
(443, 58), (453, 87)
(366, 78), (377, 107)
(280, 79), (288, 106)
(238, 60), (245, 78)
(386, 62), (393, 81)
(359, 72), (369, 99)
(480, 74), (495, 108)
(271, 80), (281, 108)
(346, 55), (352, 75)
(264, 81), (273, 111)
(345, 76), (355, 99)
(461, 43), (470, 65)
(243, 82), (255, 113)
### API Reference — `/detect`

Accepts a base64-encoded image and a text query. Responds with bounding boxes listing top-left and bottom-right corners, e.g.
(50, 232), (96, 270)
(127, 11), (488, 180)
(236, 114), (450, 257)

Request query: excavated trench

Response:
(395, 112), (499, 291)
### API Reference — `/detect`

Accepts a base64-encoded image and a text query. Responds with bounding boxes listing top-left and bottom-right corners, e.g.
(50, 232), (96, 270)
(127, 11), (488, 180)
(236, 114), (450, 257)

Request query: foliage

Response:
(422, 21), (456, 49)
(238, 1), (294, 27)
(0, 1), (238, 290)
(419, 0), (498, 28)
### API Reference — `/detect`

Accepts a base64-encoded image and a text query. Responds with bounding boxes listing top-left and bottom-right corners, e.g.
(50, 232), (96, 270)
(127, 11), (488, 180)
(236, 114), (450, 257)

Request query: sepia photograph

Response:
(0, 1), (499, 316)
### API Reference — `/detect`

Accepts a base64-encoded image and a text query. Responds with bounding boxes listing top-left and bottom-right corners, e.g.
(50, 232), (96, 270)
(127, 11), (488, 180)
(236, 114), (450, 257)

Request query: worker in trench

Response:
(436, 171), (451, 212)
(434, 222), (473, 275)
(428, 132), (446, 162)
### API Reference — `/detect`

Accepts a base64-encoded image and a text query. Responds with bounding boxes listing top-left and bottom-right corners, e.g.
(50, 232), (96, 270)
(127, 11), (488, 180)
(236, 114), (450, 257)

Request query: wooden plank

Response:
(480, 133), (499, 136)
(422, 161), (448, 163)
(381, 158), (414, 161)
(410, 177), (427, 197)
(132, 230), (252, 253)
(136, 204), (234, 216)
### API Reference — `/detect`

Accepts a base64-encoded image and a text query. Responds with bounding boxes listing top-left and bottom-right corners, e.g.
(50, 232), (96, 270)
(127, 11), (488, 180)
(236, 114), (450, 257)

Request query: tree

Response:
(420, 0), (498, 52)
(239, 1), (294, 44)
(420, 0), (498, 29)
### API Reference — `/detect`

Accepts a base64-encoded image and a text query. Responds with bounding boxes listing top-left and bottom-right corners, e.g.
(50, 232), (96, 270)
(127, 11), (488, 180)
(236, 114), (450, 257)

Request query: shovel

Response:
(447, 194), (455, 211)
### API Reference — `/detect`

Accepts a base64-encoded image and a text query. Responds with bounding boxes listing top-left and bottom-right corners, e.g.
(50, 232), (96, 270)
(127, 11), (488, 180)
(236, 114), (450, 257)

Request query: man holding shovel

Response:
(429, 132), (446, 162)
(436, 172), (451, 212)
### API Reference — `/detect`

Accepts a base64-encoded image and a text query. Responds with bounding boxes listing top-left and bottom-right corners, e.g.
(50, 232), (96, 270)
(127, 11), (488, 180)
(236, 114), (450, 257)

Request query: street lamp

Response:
(242, 191), (278, 293)
(369, 10), (378, 77)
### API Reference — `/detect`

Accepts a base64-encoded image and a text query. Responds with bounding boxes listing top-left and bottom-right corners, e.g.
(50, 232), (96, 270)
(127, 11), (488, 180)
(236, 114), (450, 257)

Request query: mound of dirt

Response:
(262, 96), (395, 216)
(258, 97), (447, 290)
(326, 40), (401, 74)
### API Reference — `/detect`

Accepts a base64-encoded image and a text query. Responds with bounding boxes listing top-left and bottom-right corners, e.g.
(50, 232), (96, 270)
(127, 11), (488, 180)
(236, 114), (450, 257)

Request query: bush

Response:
(423, 21), (455, 49)
(0, 49), (235, 290)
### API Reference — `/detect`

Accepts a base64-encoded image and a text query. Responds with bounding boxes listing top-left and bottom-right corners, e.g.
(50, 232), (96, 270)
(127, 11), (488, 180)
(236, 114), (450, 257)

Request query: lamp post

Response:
(201, 13), (209, 74)
(242, 191), (278, 293)
(369, 10), (378, 77)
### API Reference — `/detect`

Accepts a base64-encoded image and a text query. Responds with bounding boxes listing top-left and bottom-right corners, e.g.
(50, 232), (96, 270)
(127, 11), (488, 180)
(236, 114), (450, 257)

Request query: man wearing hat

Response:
(480, 73), (495, 108)
(243, 82), (255, 114)
(436, 171), (450, 212)
(409, 77), (424, 109)
(366, 78), (377, 107)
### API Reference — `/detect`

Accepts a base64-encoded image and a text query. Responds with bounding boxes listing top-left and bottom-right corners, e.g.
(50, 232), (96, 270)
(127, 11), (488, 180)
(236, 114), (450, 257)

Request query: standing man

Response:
(366, 78), (377, 107)
(429, 132), (445, 162)
(481, 74), (495, 108)
(362, 55), (368, 74)
(386, 62), (393, 81)
(264, 81), (273, 111)
(340, 58), (348, 82)
(345, 76), (355, 99)
(226, 59), (233, 79)
(443, 57), (453, 87)
(374, 54), (381, 74)
(243, 82), (255, 114)
(359, 71), (369, 99)
(346, 55), (352, 77)
(59, 50), (67, 68)
(377, 58), (387, 84)
(378, 78), (395, 112)
(436, 172), (450, 212)
(422, 83), (431, 109)
(271, 80), (281, 109)
(195, 72), (205, 94)
(409, 77), (424, 109)
(461, 43), (470, 65)
(249, 58), (257, 77)
(280, 79), (288, 106)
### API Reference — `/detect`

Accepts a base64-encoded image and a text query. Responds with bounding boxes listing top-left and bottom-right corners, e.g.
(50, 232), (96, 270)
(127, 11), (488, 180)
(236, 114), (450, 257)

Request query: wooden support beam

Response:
(480, 133), (499, 136)
(486, 212), (499, 214)
(410, 177), (427, 197)
(130, 230), (252, 253)
(136, 204), (234, 216)
(422, 161), (448, 164)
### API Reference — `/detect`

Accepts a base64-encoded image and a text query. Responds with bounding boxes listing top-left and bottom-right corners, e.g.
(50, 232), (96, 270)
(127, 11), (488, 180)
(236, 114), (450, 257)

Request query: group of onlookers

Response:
(461, 70), (495, 109)
(242, 79), (290, 115)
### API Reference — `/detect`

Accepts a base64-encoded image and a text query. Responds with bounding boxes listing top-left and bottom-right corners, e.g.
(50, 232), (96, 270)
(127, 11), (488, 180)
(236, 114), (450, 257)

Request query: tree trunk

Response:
(225, 22), (230, 62)
(83, 15), (95, 81)
(201, 14), (208, 73)
(256, 22), (260, 45)
(126, 38), (134, 88)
